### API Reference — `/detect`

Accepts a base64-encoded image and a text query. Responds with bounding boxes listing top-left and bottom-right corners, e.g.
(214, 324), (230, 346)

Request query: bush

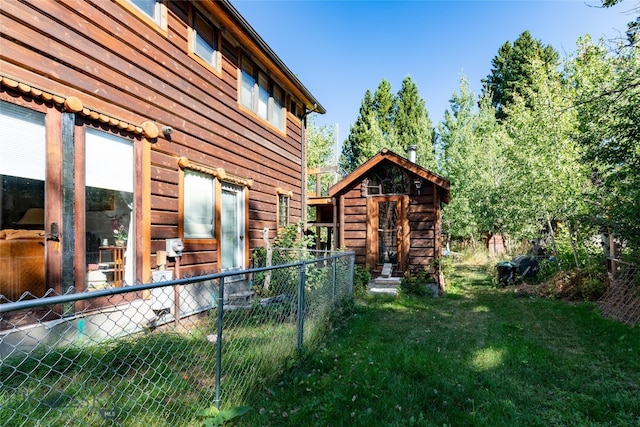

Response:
(400, 268), (437, 297)
(353, 265), (371, 296)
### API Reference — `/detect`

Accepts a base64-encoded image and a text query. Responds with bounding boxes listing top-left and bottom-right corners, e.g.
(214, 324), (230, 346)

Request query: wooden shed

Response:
(318, 148), (450, 288)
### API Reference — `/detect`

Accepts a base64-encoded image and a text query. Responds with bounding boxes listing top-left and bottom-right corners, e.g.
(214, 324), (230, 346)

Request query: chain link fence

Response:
(598, 259), (640, 326)
(0, 249), (354, 426)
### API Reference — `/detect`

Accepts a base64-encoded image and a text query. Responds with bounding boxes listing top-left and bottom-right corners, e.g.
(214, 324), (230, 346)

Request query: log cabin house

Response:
(308, 147), (450, 290)
(0, 0), (324, 311)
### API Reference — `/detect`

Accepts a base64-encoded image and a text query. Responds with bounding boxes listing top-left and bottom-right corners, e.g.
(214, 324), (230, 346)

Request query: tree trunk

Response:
(547, 216), (560, 268)
(567, 221), (580, 269)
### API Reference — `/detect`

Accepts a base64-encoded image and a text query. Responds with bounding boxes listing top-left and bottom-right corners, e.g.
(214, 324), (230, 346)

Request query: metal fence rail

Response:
(0, 250), (355, 426)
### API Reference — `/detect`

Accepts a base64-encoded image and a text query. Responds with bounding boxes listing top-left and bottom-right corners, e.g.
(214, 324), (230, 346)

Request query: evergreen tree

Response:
(372, 79), (394, 137)
(394, 76), (436, 170)
(340, 90), (374, 173)
(341, 77), (435, 172)
(482, 31), (560, 120)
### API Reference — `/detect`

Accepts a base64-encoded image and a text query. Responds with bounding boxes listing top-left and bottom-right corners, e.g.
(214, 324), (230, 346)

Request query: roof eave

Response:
(216, 0), (325, 114)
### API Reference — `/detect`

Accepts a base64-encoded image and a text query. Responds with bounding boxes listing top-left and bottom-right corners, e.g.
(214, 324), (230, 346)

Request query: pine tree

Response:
(340, 90), (374, 174)
(394, 76), (436, 170)
(341, 77), (435, 172)
(482, 30), (560, 120)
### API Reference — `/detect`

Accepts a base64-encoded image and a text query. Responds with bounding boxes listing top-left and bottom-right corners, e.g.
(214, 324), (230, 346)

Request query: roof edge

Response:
(218, 0), (325, 114)
(328, 148), (450, 202)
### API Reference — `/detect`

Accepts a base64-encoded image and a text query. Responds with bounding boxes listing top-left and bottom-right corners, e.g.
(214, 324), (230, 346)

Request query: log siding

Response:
(1, 0), (323, 288)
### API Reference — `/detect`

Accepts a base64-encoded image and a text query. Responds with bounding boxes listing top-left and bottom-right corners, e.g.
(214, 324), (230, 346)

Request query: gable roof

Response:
(328, 148), (450, 203)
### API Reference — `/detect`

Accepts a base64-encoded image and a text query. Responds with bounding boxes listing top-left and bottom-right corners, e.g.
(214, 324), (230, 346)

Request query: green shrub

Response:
(400, 268), (436, 297)
(353, 265), (371, 296)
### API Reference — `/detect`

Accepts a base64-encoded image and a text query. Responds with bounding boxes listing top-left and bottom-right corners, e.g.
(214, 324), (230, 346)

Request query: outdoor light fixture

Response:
(414, 178), (422, 189)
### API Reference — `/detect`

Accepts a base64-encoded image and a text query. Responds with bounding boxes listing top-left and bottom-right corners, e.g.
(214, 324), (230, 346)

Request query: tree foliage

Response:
(567, 35), (640, 251)
(481, 30), (560, 120)
(438, 77), (512, 247)
(441, 26), (639, 259)
(305, 115), (338, 200)
(340, 76), (435, 173)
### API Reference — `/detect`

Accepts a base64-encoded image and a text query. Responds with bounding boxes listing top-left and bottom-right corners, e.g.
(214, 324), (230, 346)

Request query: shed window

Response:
(366, 165), (410, 195)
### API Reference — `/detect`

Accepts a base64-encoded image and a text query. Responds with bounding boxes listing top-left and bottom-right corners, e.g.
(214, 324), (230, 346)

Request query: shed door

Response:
(378, 200), (399, 265)
(367, 196), (409, 274)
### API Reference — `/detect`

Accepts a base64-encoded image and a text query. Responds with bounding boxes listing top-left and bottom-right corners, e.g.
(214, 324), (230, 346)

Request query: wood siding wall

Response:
(338, 179), (440, 275)
(341, 188), (367, 266)
(408, 192), (436, 272)
(1, 0), (307, 278)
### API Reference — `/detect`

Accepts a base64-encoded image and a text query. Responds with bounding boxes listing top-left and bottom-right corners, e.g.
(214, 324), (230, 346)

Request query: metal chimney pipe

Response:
(408, 144), (417, 163)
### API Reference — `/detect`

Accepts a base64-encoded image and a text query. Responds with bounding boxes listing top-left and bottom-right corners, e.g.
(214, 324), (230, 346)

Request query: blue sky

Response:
(231, 0), (634, 141)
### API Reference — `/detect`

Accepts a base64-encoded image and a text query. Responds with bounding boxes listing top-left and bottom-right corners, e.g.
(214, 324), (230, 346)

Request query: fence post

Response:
(332, 257), (337, 306)
(214, 277), (225, 409)
(296, 262), (306, 350)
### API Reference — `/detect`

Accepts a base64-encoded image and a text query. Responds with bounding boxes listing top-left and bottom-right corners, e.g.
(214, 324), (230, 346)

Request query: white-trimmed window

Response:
(183, 169), (216, 240)
(118, 0), (167, 32)
(192, 8), (219, 69)
(85, 128), (136, 286)
(240, 58), (286, 130)
(129, 0), (162, 22)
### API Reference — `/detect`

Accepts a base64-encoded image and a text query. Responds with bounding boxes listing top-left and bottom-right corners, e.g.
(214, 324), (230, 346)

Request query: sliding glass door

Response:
(0, 102), (47, 301)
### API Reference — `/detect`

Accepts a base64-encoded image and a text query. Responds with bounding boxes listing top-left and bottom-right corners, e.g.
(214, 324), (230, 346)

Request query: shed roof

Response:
(328, 148), (450, 203)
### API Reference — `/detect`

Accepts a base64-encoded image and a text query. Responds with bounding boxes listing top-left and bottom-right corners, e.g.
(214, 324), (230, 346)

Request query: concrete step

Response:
(373, 276), (401, 286)
(380, 263), (393, 278)
(367, 283), (399, 295)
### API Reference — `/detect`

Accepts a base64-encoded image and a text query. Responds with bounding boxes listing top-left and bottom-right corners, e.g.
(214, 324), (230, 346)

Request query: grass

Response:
(239, 259), (640, 427)
(0, 308), (301, 427)
(1, 258), (638, 426)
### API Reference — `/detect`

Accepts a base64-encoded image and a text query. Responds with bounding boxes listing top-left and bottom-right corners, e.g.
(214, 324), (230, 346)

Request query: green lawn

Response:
(239, 261), (640, 427)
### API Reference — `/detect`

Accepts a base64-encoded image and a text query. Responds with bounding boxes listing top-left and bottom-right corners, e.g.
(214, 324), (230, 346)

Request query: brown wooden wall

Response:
(408, 194), (436, 272)
(341, 188), (367, 266)
(1, 0), (308, 278)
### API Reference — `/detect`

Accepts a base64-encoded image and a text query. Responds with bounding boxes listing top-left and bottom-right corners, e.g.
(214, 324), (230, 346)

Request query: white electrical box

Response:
(165, 238), (184, 257)
(151, 269), (173, 311)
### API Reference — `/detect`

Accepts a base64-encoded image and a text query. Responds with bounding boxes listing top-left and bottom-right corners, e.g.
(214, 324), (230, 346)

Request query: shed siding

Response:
(342, 188), (367, 265)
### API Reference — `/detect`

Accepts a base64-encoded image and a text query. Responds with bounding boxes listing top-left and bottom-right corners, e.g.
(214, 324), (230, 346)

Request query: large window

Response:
(240, 58), (286, 130)
(183, 169), (216, 240)
(192, 8), (219, 69)
(85, 129), (135, 286)
(0, 102), (46, 228)
(1, 101), (46, 301)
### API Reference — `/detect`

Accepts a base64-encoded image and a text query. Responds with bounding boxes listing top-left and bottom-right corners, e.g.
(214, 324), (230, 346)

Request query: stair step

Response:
(380, 263), (393, 278)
